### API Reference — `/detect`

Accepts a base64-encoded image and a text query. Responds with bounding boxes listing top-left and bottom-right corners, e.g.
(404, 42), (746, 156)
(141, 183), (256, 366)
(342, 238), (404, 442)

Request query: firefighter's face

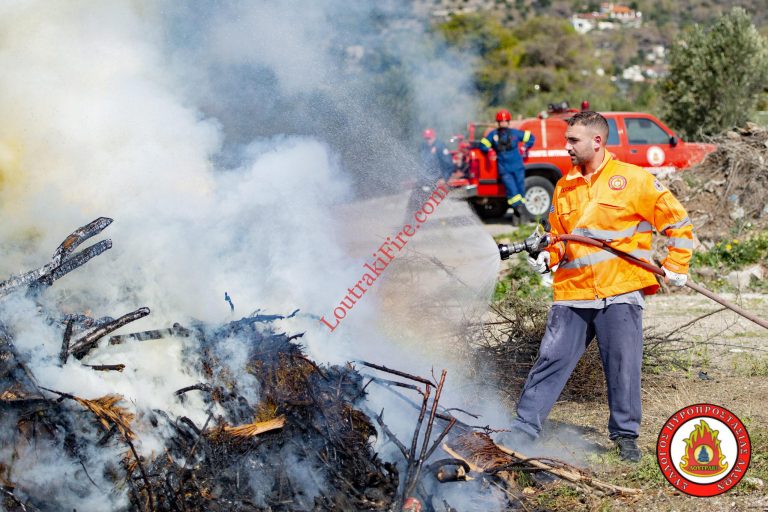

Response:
(565, 124), (602, 165)
(497, 120), (510, 128)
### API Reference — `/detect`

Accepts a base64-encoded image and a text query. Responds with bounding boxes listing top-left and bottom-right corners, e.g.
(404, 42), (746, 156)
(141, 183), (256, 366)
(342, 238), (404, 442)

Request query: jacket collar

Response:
(565, 151), (612, 181)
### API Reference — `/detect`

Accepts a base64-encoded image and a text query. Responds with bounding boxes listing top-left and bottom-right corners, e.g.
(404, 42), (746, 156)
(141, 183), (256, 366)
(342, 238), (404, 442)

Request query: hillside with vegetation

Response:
(317, 1), (766, 159)
(427, 4), (768, 136)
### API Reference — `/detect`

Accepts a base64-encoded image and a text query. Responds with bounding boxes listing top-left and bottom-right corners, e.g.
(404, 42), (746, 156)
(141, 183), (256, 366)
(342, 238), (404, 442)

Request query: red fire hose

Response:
(552, 234), (768, 331)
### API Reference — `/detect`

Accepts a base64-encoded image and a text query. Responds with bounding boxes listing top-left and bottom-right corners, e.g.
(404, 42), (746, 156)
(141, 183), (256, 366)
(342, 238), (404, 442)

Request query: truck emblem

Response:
(647, 145), (666, 166)
(608, 175), (627, 190)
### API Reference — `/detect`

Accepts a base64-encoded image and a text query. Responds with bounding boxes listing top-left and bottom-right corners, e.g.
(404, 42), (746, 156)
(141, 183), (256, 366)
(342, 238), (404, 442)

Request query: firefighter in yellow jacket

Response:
(499, 111), (693, 462)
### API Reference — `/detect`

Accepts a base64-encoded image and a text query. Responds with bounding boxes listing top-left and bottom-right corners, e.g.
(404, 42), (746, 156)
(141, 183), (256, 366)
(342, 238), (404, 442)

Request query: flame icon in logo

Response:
(679, 420), (728, 478)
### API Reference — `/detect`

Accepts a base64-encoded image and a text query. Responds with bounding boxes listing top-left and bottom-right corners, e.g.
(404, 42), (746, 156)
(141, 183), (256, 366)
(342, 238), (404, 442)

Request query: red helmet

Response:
(495, 109), (512, 122)
(422, 128), (436, 140)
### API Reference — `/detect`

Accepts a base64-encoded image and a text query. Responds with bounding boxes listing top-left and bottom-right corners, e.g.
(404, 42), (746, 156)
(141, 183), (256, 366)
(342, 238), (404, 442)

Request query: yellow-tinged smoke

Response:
(0, 138), (22, 193)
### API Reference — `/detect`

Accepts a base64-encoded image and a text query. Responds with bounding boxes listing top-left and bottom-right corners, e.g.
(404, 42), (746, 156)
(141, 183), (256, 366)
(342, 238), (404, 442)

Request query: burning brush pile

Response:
(667, 122), (768, 241)
(0, 218), (402, 511)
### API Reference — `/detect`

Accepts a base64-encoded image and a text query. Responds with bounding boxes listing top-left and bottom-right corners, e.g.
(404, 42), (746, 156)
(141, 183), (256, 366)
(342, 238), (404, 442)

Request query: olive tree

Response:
(660, 7), (768, 138)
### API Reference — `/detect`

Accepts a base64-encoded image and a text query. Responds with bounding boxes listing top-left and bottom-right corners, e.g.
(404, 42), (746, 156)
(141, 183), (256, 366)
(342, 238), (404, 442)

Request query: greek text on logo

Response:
(320, 183), (450, 332)
(656, 403), (751, 497)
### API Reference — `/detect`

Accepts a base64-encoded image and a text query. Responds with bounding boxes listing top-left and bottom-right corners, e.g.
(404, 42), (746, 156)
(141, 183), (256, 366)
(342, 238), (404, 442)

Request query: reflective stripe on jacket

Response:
(547, 153), (693, 301)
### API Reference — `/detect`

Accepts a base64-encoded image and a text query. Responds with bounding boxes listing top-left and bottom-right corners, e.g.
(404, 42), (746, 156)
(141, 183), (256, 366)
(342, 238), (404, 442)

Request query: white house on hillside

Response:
(571, 3), (642, 34)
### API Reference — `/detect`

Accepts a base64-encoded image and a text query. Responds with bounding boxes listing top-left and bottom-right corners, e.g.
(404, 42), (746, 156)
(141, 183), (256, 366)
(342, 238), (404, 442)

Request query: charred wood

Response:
(0, 217), (113, 298)
(52, 217), (113, 264)
(109, 323), (192, 345)
(69, 307), (150, 359)
(404, 370), (447, 502)
(84, 363), (125, 372)
(37, 239), (112, 288)
(59, 318), (74, 365)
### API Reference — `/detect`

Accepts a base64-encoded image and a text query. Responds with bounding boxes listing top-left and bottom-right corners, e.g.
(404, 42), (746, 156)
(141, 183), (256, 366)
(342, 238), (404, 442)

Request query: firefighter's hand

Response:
(522, 149), (530, 161)
(527, 252), (550, 274)
(663, 267), (687, 287)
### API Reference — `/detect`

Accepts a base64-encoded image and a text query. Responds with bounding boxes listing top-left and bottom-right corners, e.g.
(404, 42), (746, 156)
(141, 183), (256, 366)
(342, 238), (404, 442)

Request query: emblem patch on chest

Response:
(608, 175), (627, 191)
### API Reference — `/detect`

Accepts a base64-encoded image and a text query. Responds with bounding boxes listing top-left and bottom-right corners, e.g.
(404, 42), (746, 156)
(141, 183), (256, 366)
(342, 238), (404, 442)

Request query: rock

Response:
(727, 195), (744, 219)
(725, 265), (764, 289)
(745, 476), (764, 488)
(694, 267), (717, 278)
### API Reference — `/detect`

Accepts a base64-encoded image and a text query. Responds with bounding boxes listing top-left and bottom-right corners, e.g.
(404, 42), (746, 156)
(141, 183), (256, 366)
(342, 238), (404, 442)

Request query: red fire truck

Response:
(448, 103), (716, 219)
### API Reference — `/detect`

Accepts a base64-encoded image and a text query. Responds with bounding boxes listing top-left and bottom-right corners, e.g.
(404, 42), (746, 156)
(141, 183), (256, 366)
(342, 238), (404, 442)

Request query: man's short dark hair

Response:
(567, 111), (609, 139)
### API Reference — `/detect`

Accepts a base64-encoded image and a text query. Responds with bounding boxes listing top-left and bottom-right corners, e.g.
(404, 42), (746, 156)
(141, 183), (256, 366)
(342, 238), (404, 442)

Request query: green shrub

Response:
(691, 232), (768, 271)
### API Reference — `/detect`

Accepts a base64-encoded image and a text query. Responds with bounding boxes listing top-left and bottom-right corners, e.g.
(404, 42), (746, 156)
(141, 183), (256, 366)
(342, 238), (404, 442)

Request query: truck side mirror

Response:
(669, 136), (678, 147)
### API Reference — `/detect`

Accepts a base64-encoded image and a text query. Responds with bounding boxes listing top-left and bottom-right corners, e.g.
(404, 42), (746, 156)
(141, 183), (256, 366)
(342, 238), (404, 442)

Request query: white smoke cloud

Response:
(0, 0), (507, 508)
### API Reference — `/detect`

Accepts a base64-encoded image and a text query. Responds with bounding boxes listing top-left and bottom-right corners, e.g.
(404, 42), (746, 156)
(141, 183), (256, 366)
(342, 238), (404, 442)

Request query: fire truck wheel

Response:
(523, 176), (555, 220)
(471, 197), (508, 219)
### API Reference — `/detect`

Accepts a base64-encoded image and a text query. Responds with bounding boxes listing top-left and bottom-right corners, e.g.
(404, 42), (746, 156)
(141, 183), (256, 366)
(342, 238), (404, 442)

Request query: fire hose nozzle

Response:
(498, 229), (550, 260)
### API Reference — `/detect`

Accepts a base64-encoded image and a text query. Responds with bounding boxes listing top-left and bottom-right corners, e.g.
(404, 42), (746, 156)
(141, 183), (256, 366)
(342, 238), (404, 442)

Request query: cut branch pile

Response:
(666, 123), (768, 240)
(466, 295), (726, 404)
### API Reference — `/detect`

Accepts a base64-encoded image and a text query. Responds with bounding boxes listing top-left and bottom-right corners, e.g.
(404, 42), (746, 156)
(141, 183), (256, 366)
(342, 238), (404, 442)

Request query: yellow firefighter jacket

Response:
(547, 152), (693, 301)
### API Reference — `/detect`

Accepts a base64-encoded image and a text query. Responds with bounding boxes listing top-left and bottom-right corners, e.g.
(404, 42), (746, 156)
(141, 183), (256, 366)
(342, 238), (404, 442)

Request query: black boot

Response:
(615, 436), (642, 462)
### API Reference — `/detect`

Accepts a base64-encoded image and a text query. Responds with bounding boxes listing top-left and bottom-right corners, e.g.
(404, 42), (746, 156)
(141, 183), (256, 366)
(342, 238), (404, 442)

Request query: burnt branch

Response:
(84, 364), (125, 372)
(405, 370), (447, 500)
(109, 323), (192, 345)
(59, 318), (75, 365)
(45, 239), (113, 285)
(0, 217), (113, 298)
(174, 384), (212, 397)
(356, 360), (433, 387)
(51, 217), (113, 264)
(424, 416), (457, 463)
(69, 307), (150, 359)
(126, 438), (154, 512)
(375, 409), (408, 459)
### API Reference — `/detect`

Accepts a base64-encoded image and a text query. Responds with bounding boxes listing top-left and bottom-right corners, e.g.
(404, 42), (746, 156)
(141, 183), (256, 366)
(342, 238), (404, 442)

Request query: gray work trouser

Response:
(512, 304), (644, 439)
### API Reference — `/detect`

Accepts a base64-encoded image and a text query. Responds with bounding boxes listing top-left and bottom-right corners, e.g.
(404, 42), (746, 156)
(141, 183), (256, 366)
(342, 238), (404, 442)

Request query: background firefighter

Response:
(405, 128), (455, 217)
(499, 111), (693, 462)
(480, 109), (535, 216)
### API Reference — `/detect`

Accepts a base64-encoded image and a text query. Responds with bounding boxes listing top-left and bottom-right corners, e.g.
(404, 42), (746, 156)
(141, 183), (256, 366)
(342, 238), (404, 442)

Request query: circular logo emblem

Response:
(608, 175), (627, 190)
(657, 404), (751, 497)
(647, 146), (666, 166)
